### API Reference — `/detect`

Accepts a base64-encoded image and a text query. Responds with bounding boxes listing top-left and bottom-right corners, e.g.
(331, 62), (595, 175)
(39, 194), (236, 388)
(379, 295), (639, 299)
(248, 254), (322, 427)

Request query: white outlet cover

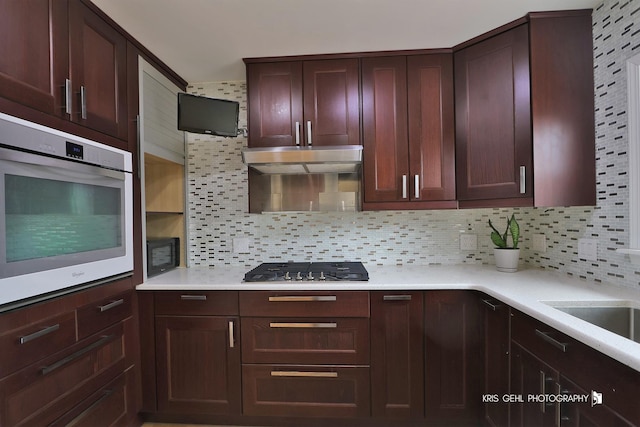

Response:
(233, 237), (250, 254)
(578, 238), (598, 261)
(532, 233), (546, 252)
(460, 233), (477, 251)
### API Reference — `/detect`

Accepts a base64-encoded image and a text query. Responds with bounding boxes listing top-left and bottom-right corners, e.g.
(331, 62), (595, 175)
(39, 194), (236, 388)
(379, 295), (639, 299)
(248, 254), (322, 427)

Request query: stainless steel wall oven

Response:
(0, 113), (133, 307)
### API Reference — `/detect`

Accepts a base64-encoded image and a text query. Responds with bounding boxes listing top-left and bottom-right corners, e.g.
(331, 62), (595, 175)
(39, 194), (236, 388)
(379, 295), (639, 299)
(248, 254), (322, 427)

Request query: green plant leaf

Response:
(491, 231), (507, 248)
(509, 214), (520, 249)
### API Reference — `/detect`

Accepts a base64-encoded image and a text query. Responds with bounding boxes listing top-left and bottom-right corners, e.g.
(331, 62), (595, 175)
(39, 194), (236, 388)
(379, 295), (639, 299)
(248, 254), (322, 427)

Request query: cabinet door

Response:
(155, 316), (241, 415)
(407, 54), (456, 202)
(69, 1), (128, 141)
(362, 56), (409, 203)
(558, 375), (635, 427)
(247, 61), (303, 147)
(370, 291), (424, 419)
(455, 24), (532, 203)
(0, 0), (68, 116)
(511, 343), (559, 427)
(303, 59), (360, 146)
(424, 291), (483, 425)
(480, 297), (511, 427)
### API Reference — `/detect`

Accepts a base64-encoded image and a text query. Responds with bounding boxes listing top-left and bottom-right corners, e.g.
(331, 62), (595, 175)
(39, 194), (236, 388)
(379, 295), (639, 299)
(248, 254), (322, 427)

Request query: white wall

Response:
(185, 0), (640, 290)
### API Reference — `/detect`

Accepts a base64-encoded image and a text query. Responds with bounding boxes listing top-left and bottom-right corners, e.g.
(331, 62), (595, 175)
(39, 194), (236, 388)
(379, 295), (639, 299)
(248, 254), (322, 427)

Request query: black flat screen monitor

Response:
(177, 92), (239, 137)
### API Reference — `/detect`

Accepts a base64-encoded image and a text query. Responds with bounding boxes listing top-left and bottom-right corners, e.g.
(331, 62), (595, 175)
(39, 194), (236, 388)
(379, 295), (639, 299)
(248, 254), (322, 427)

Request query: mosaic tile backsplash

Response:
(186, 0), (640, 289)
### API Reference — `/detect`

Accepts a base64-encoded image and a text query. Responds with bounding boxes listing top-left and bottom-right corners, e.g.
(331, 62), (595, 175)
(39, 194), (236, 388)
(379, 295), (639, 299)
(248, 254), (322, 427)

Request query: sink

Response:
(546, 302), (640, 343)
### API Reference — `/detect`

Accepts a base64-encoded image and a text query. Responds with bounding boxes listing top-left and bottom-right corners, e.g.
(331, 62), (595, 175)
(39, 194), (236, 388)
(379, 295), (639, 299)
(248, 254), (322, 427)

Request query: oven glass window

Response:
(5, 175), (122, 263)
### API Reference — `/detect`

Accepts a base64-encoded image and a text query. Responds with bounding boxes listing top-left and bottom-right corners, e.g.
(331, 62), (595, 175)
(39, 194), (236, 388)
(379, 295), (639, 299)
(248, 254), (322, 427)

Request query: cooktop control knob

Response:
(296, 272), (303, 281)
(319, 271), (326, 280)
(284, 272), (291, 281)
(307, 272), (314, 280)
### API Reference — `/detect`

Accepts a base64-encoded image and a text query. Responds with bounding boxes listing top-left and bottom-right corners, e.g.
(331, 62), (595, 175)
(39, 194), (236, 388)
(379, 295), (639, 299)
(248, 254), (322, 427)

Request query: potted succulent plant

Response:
(488, 214), (520, 272)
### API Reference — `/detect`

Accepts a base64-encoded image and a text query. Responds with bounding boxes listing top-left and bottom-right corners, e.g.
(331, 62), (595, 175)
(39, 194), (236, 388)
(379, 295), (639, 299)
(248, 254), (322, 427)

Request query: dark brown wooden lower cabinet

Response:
(424, 291), (483, 426)
(480, 295), (511, 427)
(155, 315), (241, 415)
(242, 364), (370, 418)
(0, 322), (127, 426)
(370, 291), (424, 419)
(558, 375), (635, 427)
(49, 369), (134, 427)
(511, 343), (559, 427)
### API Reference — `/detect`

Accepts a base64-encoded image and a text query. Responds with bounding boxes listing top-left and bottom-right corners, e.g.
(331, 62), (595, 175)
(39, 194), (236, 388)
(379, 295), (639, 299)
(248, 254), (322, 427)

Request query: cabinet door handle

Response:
(295, 121), (301, 146)
(80, 85), (87, 120)
(306, 121), (312, 146)
(180, 294), (207, 301)
(535, 329), (568, 352)
(19, 324), (60, 345)
(64, 389), (114, 427)
(481, 299), (500, 311)
(98, 299), (124, 312)
(520, 166), (526, 194)
(64, 79), (72, 115)
(271, 371), (338, 378)
(402, 175), (408, 199)
(414, 174), (420, 199)
(269, 322), (337, 328)
(268, 295), (337, 302)
(383, 295), (412, 301)
(229, 320), (235, 348)
(539, 371), (555, 413)
(41, 335), (114, 376)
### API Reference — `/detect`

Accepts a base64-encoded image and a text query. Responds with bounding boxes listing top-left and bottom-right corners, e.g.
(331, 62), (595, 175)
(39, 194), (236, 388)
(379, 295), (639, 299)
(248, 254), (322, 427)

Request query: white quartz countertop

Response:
(137, 264), (640, 372)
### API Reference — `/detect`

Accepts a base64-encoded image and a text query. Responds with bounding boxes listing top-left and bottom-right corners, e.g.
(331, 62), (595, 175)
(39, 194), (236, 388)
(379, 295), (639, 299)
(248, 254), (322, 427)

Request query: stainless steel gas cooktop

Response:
(243, 262), (369, 282)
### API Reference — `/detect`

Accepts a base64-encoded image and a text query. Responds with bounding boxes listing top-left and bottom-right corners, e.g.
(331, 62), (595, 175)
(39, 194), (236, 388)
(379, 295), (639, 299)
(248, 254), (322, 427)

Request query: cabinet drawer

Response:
(241, 317), (370, 364)
(49, 371), (128, 427)
(155, 291), (239, 315)
(0, 310), (76, 378)
(242, 364), (370, 418)
(0, 322), (126, 427)
(511, 309), (572, 367)
(77, 291), (133, 340)
(239, 291), (369, 317)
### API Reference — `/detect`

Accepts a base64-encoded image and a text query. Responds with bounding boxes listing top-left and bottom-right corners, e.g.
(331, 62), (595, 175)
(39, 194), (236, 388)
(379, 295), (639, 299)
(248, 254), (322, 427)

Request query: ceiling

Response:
(91, 0), (602, 84)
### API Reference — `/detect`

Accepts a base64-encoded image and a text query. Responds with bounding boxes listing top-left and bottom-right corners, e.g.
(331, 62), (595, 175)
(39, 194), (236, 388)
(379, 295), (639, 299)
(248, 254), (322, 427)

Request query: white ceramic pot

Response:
(494, 248), (520, 272)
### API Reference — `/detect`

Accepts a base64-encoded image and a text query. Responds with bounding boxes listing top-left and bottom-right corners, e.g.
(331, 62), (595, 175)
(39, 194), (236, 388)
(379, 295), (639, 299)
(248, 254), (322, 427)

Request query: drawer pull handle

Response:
(19, 324), (60, 345)
(268, 296), (337, 302)
(180, 295), (207, 301)
(229, 320), (235, 348)
(41, 335), (115, 376)
(383, 295), (412, 301)
(98, 299), (124, 312)
(65, 389), (114, 427)
(481, 299), (500, 311)
(271, 371), (338, 378)
(269, 322), (338, 329)
(535, 329), (568, 352)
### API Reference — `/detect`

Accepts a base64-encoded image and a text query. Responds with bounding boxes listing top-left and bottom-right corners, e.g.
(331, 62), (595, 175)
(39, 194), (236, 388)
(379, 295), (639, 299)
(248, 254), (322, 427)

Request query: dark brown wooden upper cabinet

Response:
(455, 10), (596, 208)
(69, 1), (128, 141)
(0, 0), (128, 144)
(0, 0), (69, 117)
(362, 54), (456, 210)
(246, 58), (360, 148)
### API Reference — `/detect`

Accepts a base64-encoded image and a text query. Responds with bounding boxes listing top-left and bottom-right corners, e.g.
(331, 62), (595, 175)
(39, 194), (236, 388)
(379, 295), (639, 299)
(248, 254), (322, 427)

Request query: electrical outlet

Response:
(233, 238), (250, 254)
(460, 233), (477, 251)
(578, 238), (598, 261)
(532, 233), (546, 252)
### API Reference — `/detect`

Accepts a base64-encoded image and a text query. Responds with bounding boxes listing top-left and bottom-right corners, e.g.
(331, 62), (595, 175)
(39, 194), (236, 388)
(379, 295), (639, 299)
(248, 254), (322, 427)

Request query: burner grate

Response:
(243, 261), (368, 282)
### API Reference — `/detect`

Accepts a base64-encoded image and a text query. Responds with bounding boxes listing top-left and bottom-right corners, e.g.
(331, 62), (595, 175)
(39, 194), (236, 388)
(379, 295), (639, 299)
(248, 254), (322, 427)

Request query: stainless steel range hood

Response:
(242, 145), (363, 174)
